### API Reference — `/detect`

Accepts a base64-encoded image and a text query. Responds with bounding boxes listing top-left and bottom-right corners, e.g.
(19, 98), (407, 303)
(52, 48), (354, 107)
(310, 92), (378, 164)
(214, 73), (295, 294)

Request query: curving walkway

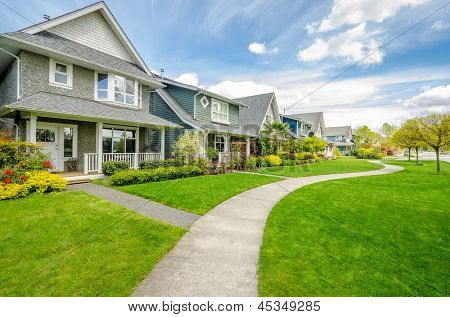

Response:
(133, 161), (403, 297)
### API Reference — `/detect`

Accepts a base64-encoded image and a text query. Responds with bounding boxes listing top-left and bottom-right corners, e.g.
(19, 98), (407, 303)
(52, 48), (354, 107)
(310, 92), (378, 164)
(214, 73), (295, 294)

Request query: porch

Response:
(201, 132), (254, 163)
(84, 152), (162, 174)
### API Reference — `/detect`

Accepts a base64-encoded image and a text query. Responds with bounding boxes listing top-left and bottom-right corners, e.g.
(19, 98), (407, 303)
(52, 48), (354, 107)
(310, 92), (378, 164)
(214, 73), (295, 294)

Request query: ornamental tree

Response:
(303, 136), (326, 154)
(172, 131), (200, 164)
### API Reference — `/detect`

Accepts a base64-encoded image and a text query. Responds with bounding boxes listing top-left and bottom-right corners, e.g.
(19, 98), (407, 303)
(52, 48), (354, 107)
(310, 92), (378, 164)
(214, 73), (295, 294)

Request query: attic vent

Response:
(200, 96), (209, 109)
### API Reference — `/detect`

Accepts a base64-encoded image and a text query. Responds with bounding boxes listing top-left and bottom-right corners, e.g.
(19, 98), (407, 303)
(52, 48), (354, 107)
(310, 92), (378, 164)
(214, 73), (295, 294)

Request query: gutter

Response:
(0, 47), (20, 101)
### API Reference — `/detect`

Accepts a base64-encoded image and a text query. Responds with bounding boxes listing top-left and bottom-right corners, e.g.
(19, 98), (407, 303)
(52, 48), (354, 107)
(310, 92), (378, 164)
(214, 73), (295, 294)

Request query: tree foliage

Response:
(353, 125), (381, 148)
(261, 122), (290, 154)
(303, 136), (326, 154)
(172, 131), (200, 164)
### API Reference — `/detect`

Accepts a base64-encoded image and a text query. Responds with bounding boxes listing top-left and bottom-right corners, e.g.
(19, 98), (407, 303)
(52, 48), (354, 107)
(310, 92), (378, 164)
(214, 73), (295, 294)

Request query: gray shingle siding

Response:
(20, 50), (95, 100)
(0, 59), (18, 107)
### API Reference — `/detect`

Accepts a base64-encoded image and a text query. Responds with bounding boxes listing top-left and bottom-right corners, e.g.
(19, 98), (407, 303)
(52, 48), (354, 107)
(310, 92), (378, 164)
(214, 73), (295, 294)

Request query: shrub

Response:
(255, 156), (267, 168)
(354, 148), (383, 159)
(245, 156), (257, 170)
(207, 162), (226, 175)
(0, 139), (49, 171)
(282, 159), (295, 166)
(386, 149), (395, 156)
(205, 147), (219, 161)
(295, 152), (314, 160)
(110, 166), (204, 186)
(173, 131), (200, 164)
(264, 155), (282, 167)
(25, 171), (67, 194)
(138, 158), (182, 170)
(192, 157), (209, 172)
(333, 148), (342, 158)
(102, 161), (129, 176)
(0, 183), (29, 200)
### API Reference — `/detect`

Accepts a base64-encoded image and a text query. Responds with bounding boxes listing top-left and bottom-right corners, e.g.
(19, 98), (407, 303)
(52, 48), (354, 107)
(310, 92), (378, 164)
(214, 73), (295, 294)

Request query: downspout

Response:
(193, 90), (203, 120)
(0, 118), (19, 140)
(0, 47), (20, 101)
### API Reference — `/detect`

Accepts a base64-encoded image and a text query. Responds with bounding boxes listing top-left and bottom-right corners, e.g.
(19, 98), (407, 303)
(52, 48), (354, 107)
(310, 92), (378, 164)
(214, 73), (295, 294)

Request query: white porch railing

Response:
(218, 152), (243, 164)
(84, 152), (163, 174)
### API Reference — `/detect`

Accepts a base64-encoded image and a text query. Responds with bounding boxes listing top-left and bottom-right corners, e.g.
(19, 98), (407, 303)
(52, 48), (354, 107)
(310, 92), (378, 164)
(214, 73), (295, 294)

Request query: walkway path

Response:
(67, 183), (199, 228)
(133, 161), (403, 297)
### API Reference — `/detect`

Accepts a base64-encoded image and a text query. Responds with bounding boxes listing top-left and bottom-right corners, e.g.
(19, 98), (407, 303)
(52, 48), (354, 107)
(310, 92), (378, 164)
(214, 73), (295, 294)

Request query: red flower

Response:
(3, 178), (12, 185)
(4, 170), (13, 176)
(43, 160), (53, 168)
(21, 176), (27, 183)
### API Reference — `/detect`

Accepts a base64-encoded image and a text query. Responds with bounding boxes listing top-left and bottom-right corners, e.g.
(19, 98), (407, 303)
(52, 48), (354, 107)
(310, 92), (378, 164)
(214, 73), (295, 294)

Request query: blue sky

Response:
(1, 0), (449, 129)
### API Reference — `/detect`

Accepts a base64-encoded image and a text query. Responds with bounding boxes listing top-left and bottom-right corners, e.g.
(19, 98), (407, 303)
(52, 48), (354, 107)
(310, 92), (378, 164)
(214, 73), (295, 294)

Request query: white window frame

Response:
(49, 58), (73, 89)
(95, 72), (141, 109)
(265, 114), (272, 124)
(214, 135), (225, 152)
(101, 125), (138, 154)
(211, 99), (229, 124)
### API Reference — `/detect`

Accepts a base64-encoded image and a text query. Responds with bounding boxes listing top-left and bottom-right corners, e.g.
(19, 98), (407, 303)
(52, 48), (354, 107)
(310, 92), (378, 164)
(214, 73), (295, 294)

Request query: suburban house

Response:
(151, 77), (255, 159)
(280, 114), (313, 138)
(0, 2), (180, 174)
(324, 126), (354, 155)
(286, 112), (325, 138)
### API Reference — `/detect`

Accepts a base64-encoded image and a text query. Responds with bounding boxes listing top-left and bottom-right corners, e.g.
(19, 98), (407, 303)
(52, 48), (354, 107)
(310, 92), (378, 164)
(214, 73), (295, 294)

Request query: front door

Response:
(36, 126), (59, 170)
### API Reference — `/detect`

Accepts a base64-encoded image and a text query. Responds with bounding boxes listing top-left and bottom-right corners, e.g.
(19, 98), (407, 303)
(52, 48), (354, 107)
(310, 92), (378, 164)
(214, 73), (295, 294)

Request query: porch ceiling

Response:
(1, 92), (182, 129)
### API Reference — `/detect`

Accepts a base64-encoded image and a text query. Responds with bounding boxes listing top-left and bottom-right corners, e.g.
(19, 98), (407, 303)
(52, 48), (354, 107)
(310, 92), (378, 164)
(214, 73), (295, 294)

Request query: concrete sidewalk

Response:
(67, 183), (200, 228)
(132, 161), (403, 297)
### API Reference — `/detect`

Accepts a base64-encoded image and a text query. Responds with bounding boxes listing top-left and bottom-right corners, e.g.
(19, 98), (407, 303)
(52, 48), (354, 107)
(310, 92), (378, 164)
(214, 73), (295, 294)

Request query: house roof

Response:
(324, 126), (352, 137)
(19, 1), (151, 75)
(156, 89), (255, 136)
(0, 31), (163, 88)
(0, 92), (180, 128)
(288, 112), (324, 134)
(279, 114), (313, 126)
(234, 92), (277, 135)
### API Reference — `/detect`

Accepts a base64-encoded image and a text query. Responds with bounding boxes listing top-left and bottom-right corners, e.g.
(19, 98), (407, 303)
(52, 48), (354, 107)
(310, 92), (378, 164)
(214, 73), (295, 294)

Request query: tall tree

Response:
(411, 113), (450, 173)
(353, 125), (380, 148)
(379, 122), (397, 144)
(391, 120), (424, 164)
(262, 122), (290, 153)
(303, 136), (326, 154)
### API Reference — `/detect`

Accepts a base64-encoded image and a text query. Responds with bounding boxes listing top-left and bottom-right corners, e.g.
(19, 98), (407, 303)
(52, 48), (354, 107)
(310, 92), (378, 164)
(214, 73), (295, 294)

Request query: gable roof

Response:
(156, 89), (256, 136)
(234, 92), (278, 135)
(0, 92), (180, 128)
(20, 1), (151, 74)
(324, 126), (352, 138)
(288, 112), (325, 134)
(1, 31), (162, 88)
(280, 114), (313, 126)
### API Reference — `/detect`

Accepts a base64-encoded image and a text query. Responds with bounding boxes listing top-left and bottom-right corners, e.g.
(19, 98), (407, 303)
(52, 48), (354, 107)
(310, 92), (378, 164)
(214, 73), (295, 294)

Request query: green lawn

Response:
(117, 173), (280, 215)
(255, 157), (383, 177)
(259, 160), (449, 296)
(0, 191), (185, 296)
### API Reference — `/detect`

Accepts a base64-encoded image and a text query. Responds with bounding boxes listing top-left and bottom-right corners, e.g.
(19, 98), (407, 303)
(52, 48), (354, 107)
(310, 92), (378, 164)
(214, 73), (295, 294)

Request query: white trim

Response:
(200, 95), (209, 109)
(21, 2), (153, 76)
(211, 98), (230, 125)
(257, 93), (281, 134)
(94, 72), (140, 109)
(160, 127), (165, 159)
(49, 58), (73, 88)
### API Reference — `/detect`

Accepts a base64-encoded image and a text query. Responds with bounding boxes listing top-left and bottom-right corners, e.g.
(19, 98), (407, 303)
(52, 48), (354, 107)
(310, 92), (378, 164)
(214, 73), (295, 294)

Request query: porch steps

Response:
(64, 174), (105, 185)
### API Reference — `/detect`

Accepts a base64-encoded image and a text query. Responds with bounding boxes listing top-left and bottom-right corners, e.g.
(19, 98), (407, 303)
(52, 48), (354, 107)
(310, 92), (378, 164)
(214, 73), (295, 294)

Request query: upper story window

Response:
(265, 114), (272, 124)
(211, 99), (229, 124)
(49, 58), (73, 88)
(96, 73), (140, 108)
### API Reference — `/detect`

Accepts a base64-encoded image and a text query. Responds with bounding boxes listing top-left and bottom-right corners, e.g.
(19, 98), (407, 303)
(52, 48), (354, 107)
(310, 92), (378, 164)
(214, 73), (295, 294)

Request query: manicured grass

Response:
(0, 191), (185, 296)
(255, 157), (383, 177)
(259, 160), (449, 296)
(117, 173), (280, 215)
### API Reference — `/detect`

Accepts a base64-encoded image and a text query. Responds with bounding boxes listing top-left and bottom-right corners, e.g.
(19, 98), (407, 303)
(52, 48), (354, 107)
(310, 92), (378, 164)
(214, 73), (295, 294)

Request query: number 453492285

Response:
(257, 301), (320, 312)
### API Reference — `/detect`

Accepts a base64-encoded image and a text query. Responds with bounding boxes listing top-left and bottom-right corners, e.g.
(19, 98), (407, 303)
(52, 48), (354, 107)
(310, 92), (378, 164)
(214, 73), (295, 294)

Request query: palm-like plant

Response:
(262, 122), (290, 153)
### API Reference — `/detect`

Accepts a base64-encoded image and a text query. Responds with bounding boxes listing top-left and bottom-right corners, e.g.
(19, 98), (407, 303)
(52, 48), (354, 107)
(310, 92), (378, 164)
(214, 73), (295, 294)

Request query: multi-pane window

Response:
(102, 127), (136, 153)
(215, 135), (225, 152)
(265, 114), (272, 124)
(96, 73), (138, 107)
(211, 99), (229, 123)
(36, 129), (55, 142)
(63, 128), (73, 158)
(49, 59), (72, 88)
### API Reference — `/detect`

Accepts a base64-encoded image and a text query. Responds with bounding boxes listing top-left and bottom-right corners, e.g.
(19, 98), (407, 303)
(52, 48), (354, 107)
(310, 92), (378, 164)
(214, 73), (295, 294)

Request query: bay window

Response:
(96, 73), (139, 107)
(211, 99), (229, 124)
(102, 127), (136, 153)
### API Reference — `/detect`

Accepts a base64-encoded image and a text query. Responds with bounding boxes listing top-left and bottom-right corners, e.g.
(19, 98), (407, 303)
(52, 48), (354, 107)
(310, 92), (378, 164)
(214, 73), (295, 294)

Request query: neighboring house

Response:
(150, 77), (253, 158)
(324, 126), (354, 155)
(287, 112), (325, 138)
(280, 114), (313, 138)
(0, 2), (180, 174)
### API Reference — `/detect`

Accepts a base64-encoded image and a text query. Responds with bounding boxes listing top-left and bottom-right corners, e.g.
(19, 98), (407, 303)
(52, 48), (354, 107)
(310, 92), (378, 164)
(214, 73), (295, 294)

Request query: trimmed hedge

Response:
(138, 158), (183, 170)
(110, 166), (204, 186)
(102, 161), (129, 176)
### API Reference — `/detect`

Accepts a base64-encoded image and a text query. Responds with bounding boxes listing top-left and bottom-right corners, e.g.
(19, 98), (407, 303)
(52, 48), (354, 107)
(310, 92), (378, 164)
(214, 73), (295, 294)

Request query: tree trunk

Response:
(408, 148), (411, 161)
(435, 148), (440, 174)
(416, 147), (419, 166)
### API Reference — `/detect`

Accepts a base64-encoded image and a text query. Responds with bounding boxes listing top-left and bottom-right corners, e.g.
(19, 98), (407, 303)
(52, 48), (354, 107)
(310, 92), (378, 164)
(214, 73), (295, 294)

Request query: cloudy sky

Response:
(1, 0), (449, 129)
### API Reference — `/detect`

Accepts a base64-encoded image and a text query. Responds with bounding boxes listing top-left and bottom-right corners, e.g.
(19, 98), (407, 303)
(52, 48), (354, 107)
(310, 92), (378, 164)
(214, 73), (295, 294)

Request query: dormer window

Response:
(211, 99), (229, 124)
(49, 58), (73, 88)
(96, 72), (139, 108)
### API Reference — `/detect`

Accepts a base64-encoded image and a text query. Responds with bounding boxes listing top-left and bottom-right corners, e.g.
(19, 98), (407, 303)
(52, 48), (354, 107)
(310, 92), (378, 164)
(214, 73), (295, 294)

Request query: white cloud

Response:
(431, 20), (449, 30)
(298, 23), (384, 65)
(402, 85), (450, 112)
(311, 0), (429, 33)
(248, 42), (279, 55)
(208, 80), (276, 99)
(174, 72), (199, 86)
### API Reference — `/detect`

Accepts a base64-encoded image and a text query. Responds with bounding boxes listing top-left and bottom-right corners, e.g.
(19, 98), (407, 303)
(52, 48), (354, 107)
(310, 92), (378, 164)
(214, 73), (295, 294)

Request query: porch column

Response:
(160, 127), (165, 160)
(246, 137), (251, 157)
(224, 134), (230, 153)
(26, 113), (37, 143)
(96, 122), (103, 173)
